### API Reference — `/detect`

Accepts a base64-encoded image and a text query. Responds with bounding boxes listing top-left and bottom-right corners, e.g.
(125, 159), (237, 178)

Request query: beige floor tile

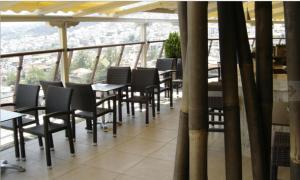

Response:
(136, 128), (177, 143)
(114, 138), (165, 156)
(114, 174), (144, 180)
(85, 150), (144, 173)
(149, 142), (177, 161)
(58, 166), (120, 180)
(124, 157), (173, 180)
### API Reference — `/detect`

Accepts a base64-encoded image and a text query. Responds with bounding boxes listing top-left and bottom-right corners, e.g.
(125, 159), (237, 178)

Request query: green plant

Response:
(164, 32), (181, 58)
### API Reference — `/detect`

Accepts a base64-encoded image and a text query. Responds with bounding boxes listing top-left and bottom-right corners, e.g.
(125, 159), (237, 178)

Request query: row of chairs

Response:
(0, 66), (174, 168)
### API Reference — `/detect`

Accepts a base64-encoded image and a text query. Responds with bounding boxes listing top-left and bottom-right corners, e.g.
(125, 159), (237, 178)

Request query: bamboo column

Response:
(255, 3), (273, 179)
(284, 2), (300, 179)
(173, 2), (189, 180)
(217, 2), (242, 180)
(234, 3), (266, 180)
(187, 2), (208, 180)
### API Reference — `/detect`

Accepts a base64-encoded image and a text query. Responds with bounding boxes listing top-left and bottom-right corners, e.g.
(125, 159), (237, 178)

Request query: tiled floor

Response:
(0, 96), (289, 180)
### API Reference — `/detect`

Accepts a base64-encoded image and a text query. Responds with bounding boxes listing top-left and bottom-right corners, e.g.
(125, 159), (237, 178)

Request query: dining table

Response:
(0, 109), (26, 172)
(92, 83), (127, 124)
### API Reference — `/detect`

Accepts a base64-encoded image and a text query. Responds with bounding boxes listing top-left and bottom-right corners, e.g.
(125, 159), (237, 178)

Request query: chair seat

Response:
(23, 122), (67, 136)
(126, 96), (149, 103)
(173, 79), (183, 83)
(74, 108), (113, 119)
(154, 87), (169, 93)
(0, 117), (36, 129)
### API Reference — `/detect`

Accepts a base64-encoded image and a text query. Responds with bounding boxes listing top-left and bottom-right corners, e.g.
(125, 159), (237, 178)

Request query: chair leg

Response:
(126, 89), (130, 115)
(66, 123), (75, 155)
(113, 99), (117, 137)
(170, 87), (173, 108)
(157, 93), (160, 113)
(152, 96), (155, 118)
(92, 117), (97, 145)
(72, 114), (76, 140)
(49, 134), (54, 150)
(35, 114), (44, 148)
(139, 93), (143, 111)
(45, 134), (52, 167)
(131, 102), (135, 116)
(146, 102), (149, 125)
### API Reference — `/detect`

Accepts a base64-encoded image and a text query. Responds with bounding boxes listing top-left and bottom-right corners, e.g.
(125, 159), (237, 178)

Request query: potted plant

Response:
(164, 32), (181, 59)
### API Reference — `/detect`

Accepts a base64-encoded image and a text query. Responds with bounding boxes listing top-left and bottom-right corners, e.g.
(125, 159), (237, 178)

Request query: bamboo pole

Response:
(173, 2), (189, 180)
(217, 2), (242, 180)
(187, 2), (208, 180)
(234, 3), (266, 180)
(284, 2), (300, 179)
(255, 3), (273, 179)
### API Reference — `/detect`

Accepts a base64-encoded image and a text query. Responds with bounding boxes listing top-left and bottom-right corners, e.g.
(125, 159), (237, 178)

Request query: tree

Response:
(71, 51), (92, 71)
(6, 72), (17, 86)
(24, 67), (47, 85)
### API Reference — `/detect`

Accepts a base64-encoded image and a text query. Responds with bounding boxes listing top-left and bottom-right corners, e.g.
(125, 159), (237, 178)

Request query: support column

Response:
(284, 2), (300, 179)
(174, 2), (189, 180)
(60, 22), (69, 84)
(255, 3), (273, 180)
(141, 23), (148, 67)
(218, 2), (242, 180)
(188, 2), (208, 180)
(234, 3), (266, 180)
(49, 21), (78, 85)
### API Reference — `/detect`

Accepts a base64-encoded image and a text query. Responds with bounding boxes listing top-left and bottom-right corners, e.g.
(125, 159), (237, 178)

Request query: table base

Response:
(0, 160), (25, 172)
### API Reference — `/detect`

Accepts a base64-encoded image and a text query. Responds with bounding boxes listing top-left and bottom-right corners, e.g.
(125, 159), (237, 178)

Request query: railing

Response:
(0, 37), (286, 100)
(0, 40), (165, 90)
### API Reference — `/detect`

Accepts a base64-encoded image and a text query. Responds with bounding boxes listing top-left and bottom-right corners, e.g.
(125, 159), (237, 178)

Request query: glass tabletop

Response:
(0, 109), (23, 122)
(92, 83), (126, 92)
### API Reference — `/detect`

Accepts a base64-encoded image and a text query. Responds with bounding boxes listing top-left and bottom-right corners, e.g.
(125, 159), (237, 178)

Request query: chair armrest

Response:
(160, 70), (176, 76)
(96, 94), (117, 106)
(44, 111), (70, 119)
(160, 77), (172, 84)
(145, 85), (156, 93)
(15, 106), (45, 113)
(0, 103), (15, 107)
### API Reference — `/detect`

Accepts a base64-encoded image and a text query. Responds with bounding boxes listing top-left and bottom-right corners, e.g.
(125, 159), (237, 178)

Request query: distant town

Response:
(0, 21), (285, 101)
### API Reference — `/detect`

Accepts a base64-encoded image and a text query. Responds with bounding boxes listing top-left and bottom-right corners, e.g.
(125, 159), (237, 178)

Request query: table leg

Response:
(12, 118), (20, 160)
(118, 89), (122, 124)
(0, 160), (25, 172)
(18, 117), (26, 160)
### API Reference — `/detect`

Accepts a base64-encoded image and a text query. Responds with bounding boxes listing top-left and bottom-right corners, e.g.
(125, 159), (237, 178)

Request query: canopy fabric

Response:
(0, 1), (284, 21)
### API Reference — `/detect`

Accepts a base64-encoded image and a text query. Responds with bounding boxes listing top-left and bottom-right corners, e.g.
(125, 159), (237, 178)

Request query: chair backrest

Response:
(107, 66), (131, 84)
(176, 58), (183, 79)
(66, 83), (96, 112)
(131, 68), (156, 92)
(45, 86), (72, 116)
(15, 84), (40, 115)
(156, 58), (176, 71)
(40, 80), (64, 98)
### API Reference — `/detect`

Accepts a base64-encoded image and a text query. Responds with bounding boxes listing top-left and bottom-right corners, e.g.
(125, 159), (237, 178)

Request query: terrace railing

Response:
(0, 37), (286, 100)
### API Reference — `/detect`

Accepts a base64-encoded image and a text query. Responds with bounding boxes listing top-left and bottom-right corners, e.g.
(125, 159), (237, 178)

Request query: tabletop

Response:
(0, 109), (23, 122)
(92, 83), (126, 92)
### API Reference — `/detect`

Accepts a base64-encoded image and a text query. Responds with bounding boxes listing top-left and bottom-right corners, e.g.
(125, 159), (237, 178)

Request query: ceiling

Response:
(0, 1), (285, 22)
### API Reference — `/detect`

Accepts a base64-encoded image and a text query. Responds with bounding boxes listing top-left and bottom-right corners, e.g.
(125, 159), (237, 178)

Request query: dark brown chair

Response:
(173, 58), (183, 95)
(0, 84), (43, 160)
(66, 83), (117, 145)
(19, 86), (74, 167)
(125, 69), (156, 124)
(156, 58), (177, 72)
(208, 81), (224, 132)
(138, 67), (173, 113)
(106, 67), (131, 115)
(40, 80), (64, 98)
